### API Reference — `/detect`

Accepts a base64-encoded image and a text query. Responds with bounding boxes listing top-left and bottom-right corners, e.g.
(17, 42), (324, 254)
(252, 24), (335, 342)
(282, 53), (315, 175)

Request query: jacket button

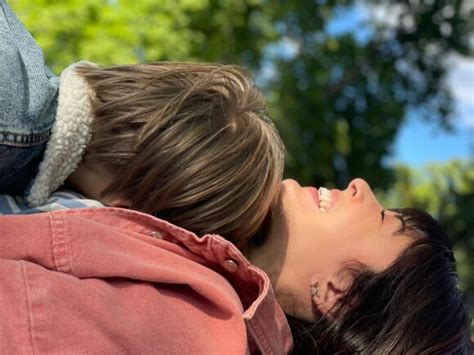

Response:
(223, 259), (238, 272)
(149, 231), (164, 239)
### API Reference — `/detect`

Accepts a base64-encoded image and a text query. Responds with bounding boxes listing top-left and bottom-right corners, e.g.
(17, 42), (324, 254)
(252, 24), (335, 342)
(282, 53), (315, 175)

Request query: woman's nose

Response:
(347, 178), (370, 201)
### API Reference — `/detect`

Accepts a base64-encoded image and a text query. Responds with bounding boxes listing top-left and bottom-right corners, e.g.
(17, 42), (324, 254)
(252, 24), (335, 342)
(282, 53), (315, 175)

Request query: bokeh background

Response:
(10, 0), (473, 332)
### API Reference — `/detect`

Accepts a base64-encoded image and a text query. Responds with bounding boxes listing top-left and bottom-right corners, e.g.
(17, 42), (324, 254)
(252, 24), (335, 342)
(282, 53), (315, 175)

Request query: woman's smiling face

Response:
(255, 178), (412, 320)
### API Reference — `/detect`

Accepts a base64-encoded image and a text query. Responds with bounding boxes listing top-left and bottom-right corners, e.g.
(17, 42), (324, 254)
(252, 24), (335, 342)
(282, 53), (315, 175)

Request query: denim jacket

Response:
(0, 1), (94, 207)
(0, 0), (58, 192)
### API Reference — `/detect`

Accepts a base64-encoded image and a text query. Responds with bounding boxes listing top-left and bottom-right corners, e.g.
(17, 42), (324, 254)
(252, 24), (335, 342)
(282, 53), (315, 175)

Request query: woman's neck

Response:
(247, 222), (288, 286)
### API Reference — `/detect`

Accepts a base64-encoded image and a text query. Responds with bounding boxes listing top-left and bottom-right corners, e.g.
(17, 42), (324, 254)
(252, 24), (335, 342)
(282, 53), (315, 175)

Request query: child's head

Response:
(73, 62), (284, 248)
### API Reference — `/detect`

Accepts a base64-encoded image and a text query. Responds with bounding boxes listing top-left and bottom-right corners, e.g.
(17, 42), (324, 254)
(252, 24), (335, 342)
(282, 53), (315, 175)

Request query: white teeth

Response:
(318, 187), (331, 196)
(319, 200), (331, 208)
(318, 187), (332, 212)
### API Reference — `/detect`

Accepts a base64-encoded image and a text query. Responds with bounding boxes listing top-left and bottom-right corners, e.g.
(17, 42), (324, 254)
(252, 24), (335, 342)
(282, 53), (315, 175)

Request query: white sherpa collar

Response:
(26, 61), (98, 207)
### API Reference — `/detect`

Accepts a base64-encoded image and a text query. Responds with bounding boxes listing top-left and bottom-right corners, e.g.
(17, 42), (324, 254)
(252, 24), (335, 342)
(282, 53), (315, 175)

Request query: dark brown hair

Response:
(288, 208), (472, 354)
(76, 62), (284, 248)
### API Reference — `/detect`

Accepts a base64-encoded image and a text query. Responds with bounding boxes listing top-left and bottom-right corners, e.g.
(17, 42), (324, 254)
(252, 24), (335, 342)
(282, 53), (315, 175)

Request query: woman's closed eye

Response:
(383, 209), (408, 235)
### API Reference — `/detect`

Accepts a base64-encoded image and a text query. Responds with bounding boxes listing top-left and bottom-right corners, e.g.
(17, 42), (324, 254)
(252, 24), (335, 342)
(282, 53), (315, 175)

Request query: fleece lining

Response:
(26, 62), (97, 207)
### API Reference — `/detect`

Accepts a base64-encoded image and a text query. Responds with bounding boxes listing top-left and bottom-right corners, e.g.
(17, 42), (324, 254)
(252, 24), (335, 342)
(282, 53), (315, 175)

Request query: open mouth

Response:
(308, 186), (333, 212)
(318, 187), (332, 212)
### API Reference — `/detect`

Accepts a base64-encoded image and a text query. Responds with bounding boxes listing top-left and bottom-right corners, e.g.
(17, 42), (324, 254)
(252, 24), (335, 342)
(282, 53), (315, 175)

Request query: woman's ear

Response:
(310, 273), (348, 318)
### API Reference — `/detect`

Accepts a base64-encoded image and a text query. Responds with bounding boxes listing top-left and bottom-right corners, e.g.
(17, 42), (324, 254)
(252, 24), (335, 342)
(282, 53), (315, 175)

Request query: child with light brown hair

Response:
(3, 62), (284, 249)
(0, 2), (284, 248)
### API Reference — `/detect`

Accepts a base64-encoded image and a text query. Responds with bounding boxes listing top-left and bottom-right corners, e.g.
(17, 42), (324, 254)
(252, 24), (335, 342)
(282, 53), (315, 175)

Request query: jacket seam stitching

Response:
(50, 214), (73, 273)
(20, 261), (37, 354)
(62, 214), (74, 274)
(0, 131), (50, 145)
(247, 317), (275, 355)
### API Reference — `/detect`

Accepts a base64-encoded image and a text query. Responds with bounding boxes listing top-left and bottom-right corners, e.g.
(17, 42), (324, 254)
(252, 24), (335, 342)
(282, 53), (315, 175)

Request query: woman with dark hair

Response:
(1, 177), (470, 353)
(248, 178), (472, 354)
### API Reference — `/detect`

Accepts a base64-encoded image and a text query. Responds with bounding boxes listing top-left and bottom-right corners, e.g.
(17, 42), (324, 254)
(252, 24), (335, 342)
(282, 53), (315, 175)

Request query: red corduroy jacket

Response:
(0, 208), (292, 354)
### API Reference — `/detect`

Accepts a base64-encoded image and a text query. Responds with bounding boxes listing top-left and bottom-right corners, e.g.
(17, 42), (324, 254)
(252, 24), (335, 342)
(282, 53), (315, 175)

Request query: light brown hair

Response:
(76, 62), (284, 248)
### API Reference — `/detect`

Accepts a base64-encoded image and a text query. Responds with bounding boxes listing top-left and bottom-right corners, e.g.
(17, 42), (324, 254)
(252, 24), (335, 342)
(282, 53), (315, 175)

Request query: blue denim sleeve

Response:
(0, 0), (59, 193)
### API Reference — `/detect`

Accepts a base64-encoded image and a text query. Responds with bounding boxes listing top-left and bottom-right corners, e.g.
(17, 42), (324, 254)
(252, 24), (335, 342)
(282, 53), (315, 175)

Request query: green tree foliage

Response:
(11, 0), (472, 185)
(10, 0), (212, 71)
(266, 0), (472, 188)
(380, 160), (474, 331)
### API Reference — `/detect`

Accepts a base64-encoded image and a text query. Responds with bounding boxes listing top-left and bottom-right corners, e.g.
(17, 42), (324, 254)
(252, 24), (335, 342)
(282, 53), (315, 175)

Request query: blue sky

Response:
(391, 115), (473, 166)
(326, 3), (474, 167)
(391, 38), (474, 167)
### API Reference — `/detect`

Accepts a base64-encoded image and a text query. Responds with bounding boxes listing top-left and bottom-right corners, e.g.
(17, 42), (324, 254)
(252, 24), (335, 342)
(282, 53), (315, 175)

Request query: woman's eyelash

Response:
(381, 208), (386, 221)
